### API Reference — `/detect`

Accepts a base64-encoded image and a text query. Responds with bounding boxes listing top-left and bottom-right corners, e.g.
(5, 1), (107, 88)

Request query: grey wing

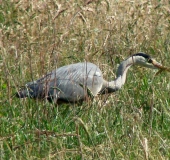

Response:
(47, 62), (103, 102)
(17, 62), (103, 103)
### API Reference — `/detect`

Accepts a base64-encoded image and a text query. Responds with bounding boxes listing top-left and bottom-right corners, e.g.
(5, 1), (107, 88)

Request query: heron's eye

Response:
(147, 58), (152, 63)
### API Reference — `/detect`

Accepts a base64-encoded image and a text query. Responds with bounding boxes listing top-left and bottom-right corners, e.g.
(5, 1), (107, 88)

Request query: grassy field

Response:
(1, 0), (170, 159)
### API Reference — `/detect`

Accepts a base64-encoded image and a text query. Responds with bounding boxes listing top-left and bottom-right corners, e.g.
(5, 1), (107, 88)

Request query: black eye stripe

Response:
(148, 59), (152, 63)
(134, 53), (151, 59)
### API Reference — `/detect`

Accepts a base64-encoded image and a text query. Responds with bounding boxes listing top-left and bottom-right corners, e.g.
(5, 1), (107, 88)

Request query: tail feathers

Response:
(16, 89), (30, 98)
(16, 83), (44, 99)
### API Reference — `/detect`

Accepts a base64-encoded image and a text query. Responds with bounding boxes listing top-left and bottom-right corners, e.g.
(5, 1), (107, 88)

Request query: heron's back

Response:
(17, 62), (103, 103)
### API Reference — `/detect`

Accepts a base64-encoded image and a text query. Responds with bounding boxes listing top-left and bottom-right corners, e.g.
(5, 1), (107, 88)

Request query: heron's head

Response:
(132, 52), (162, 69)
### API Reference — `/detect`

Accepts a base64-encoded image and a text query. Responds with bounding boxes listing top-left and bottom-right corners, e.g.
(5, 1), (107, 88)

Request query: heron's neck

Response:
(108, 56), (135, 92)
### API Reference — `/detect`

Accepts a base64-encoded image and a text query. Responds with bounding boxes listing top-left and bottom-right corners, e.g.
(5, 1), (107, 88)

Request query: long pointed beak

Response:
(152, 59), (170, 75)
(151, 59), (164, 69)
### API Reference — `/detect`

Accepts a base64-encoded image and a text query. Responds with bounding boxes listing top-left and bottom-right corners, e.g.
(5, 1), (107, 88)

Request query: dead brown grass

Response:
(1, 1), (170, 83)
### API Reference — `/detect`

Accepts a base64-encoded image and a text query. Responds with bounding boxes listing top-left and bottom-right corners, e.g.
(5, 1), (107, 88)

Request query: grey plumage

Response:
(16, 53), (162, 103)
(17, 62), (103, 102)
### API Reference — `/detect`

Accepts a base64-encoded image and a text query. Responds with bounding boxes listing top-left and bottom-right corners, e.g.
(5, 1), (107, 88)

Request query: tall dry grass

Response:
(1, 0), (170, 91)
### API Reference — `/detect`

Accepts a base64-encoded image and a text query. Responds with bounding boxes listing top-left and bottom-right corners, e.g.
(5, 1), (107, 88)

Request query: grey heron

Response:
(16, 53), (162, 103)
